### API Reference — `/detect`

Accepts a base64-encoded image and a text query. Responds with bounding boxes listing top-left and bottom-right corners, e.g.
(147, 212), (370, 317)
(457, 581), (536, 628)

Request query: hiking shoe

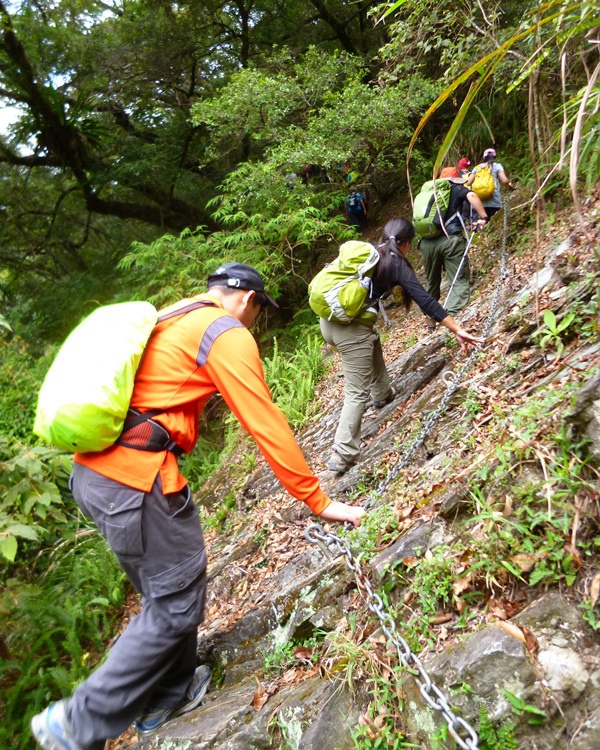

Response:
(135, 665), (211, 737)
(31, 700), (82, 750)
(372, 388), (396, 409)
(328, 451), (355, 475)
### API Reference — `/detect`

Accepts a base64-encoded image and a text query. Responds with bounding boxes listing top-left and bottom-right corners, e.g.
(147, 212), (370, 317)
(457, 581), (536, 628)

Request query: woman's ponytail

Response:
(373, 218), (417, 312)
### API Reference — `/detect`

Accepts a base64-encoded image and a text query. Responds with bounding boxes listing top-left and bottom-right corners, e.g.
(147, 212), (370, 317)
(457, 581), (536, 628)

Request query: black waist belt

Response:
(117, 409), (185, 458)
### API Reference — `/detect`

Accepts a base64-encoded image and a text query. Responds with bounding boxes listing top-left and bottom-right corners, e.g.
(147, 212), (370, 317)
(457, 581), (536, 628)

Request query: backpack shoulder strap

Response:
(157, 299), (216, 323)
(129, 299), (217, 422)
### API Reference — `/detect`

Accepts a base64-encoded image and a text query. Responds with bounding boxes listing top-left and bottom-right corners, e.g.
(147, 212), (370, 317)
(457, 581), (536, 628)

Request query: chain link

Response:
(305, 199), (512, 748)
(304, 523), (480, 749)
(369, 195), (510, 505)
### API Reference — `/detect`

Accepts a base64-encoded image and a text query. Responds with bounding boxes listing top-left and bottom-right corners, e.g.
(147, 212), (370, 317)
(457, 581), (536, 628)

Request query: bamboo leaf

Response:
(376, 0), (411, 24)
(432, 64), (497, 180)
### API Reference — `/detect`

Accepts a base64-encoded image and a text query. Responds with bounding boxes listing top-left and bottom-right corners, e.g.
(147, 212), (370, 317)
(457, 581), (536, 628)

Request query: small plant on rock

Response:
(531, 309), (575, 357)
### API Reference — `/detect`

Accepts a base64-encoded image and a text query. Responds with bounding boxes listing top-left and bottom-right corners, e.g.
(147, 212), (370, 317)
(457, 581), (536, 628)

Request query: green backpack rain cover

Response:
(33, 301), (158, 453)
(412, 178), (454, 238)
(308, 240), (380, 325)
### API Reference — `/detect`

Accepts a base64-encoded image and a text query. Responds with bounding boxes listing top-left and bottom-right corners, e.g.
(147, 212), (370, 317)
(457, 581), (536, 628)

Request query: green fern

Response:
(478, 705), (518, 750)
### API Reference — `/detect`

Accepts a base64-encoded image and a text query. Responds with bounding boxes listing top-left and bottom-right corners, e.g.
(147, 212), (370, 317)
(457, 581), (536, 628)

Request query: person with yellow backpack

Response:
(466, 148), (513, 218)
(30, 263), (365, 750)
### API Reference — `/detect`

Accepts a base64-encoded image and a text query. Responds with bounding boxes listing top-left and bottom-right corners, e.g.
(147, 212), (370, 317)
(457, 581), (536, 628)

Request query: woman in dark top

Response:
(322, 218), (483, 475)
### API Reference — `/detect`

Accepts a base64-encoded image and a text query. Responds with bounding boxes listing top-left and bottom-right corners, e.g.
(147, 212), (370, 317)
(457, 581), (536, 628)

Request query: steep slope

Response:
(115, 191), (600, 750)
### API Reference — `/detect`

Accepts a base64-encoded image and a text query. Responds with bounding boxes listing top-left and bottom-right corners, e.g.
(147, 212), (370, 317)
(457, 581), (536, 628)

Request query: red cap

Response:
(458, 157), (471, 170)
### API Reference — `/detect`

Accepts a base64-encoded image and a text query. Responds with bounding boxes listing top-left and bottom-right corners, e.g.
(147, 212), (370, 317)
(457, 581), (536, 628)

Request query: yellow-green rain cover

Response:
(34, 302), (158, 453)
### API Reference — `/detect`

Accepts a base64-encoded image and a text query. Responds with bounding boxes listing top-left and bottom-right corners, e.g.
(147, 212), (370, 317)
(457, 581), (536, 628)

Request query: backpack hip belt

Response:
(116, 408), (185, 457)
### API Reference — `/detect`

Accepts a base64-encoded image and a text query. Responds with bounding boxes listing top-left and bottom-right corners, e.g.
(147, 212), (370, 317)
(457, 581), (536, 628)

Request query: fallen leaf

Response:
(495, 620), (526, 643)
(453, 575), (472, 596)
(432, 612), (453, 625)
(281, 667), (298, 684)
(510, 553), (538, 572)
(252, 679), (269, 711)
(487, 598), (508, 620)
(293, 646), (313, 663)
(424, 549), (433, 562)
(374, 715), (386, 730)
(521, 626), (539, 657)
(590, 572), (600, 608)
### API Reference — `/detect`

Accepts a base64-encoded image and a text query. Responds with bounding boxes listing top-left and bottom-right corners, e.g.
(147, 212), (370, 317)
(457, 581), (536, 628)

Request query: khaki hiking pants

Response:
(320, 318), (392, 463)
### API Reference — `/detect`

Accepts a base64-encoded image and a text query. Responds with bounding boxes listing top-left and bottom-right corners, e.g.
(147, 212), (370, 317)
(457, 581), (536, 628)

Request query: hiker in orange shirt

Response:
(31, 262), (364, 750)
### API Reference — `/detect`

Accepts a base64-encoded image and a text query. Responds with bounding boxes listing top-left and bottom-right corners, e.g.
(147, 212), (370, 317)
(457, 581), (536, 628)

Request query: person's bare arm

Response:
(466, 190), (489, 229)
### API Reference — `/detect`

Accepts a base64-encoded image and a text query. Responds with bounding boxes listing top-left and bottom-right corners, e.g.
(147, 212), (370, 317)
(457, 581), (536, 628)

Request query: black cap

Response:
(206, 262), (279, 308)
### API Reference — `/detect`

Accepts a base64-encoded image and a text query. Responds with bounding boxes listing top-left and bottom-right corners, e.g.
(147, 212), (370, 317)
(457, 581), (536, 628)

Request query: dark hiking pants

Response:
(66, 463), (207, 748)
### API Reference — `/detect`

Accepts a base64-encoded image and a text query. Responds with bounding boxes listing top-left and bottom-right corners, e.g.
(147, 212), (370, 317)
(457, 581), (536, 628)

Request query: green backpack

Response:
(33, 299), (212, 453)
(412, 178), (454, 238)
(308, 241), (380, 325)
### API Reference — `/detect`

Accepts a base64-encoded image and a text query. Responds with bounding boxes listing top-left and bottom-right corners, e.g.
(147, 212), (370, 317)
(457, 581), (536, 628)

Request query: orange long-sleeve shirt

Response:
(75, 294), (330, 515)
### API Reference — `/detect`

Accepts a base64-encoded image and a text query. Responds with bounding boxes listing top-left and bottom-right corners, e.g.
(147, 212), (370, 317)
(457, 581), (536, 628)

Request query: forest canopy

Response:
(0, 0), (598, 342)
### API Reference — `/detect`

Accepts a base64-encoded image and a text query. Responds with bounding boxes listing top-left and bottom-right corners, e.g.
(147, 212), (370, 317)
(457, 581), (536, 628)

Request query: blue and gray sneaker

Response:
(135, 664), (211, 737)
(31, 700), (82, 750)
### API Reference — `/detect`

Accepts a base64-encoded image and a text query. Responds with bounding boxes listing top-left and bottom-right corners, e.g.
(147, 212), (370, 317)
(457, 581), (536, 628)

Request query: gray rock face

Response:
(568, 370), (600, 458)
(538, 646), (589, 699)
(396, 592), (600, 749)
(369, 518), (451, 580)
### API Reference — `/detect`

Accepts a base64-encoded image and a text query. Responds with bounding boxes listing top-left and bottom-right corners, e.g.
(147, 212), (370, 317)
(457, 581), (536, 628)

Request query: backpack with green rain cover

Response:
(308, 240), (380, 325)
(33, 299), (212, 453)
(412, 178), (454, 239)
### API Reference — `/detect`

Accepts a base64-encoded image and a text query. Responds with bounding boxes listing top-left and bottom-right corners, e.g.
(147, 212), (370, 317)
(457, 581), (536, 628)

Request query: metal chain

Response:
(305, 198), (512, 749)
(367, 195), (511, 507)
(304, 523), (480, 749)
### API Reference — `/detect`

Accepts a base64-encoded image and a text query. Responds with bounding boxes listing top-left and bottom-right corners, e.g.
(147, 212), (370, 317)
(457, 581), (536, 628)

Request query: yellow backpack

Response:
(470, 163), (495, 201)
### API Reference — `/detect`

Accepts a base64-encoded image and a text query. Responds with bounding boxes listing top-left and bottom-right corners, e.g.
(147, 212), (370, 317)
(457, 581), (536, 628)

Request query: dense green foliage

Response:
(2, 0), (598, 340)
(0, 437), (128, 746)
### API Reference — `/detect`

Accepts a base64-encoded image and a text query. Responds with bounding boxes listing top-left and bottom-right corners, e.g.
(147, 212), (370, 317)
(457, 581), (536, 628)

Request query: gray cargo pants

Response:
(66, 463), (207, 748)
(320, 318), (392, 463)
